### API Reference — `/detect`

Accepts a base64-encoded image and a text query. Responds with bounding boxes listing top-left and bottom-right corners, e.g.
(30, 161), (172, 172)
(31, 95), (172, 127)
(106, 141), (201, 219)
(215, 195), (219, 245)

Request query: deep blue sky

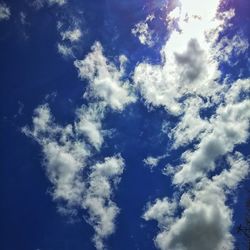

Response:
(0, 0), (250, 250)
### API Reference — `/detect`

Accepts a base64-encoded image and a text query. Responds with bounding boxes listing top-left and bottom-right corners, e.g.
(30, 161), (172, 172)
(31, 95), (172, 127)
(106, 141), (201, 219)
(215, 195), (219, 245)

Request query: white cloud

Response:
(84, 156), (124, 250)
(143, 153), (168, 169)
(143, 156), (160, 169)
(145, 153), (249, 250)
(143, 198), (176, 227)
(155, 195), (234, 250)
(61, 28), (82, 42)
(140, 1), (250, 249)
(32, 0), (66, 9)
(75, 103), (105, 150)
(132, 14), (155, 47)
(22, 105), (89, 206)
(23, 103), (125, 249)
(56, 20), (83, 58)
(0, 2), (10, 21)
(133, 0), (235, 116)
(216, 34), (249, 63)
(57, 43), (74, 57)
(48, 0), (66, 6)
(169, 96), (209, 148)
(173, 79), (250, 184)
(74, 42), (136, 110)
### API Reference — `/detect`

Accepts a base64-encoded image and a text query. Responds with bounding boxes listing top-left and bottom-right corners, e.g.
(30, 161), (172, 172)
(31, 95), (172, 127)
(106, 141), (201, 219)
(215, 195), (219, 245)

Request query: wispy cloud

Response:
(132, 14), (155, 47)
(0, 2), (10, 21)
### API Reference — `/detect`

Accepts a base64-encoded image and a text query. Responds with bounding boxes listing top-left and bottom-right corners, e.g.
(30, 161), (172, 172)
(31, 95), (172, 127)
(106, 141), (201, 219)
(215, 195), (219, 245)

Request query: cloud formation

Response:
(23, 104), (124, 249)
(74, 42), (136, 110)
(22, 0), (249, 249)
(24, 41), (136, 249)
(145, 153), (249, 250)
(139, 0), (250, 249)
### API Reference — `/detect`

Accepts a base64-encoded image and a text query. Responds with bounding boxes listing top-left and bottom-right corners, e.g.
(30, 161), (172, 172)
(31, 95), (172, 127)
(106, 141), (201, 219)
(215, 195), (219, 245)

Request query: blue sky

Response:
(0, 0), (250, 250)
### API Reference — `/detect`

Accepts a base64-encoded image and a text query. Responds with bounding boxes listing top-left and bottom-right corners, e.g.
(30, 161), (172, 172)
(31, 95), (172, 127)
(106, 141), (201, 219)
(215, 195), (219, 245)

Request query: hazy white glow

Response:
(164, 0), (226, 57)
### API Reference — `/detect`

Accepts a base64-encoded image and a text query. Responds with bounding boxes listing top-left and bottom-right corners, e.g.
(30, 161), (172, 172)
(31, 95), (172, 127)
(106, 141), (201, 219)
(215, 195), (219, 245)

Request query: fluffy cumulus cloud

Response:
(0, 2), (10, 21)
(75, 103), (105, 150)
(74, 42), (136, 110)
(24, 31), (138, 247)
(23, 104), (124, 249)
(173, 80), (250, 184)
(140, 0), (250, 249)
(84, 156), (124, 249)
(23, 0), (250, 248)
(23, 104), (89, 206)
(145, 153), (249, 250)
(133, 0), (236, 115)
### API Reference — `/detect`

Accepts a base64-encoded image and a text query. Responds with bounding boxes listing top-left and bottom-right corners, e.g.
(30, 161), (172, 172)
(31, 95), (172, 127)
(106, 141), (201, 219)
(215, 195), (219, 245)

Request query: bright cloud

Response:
(23, 104), (125, 249)
(84, 156), (124, 249)
(23, 36), (137, 249)
(21, 0), (249, 249)
(145, 152), (249, 250)
(75, 103), (105, 150)
(74, 42), (136, 110)
(139, 0), (250, 249)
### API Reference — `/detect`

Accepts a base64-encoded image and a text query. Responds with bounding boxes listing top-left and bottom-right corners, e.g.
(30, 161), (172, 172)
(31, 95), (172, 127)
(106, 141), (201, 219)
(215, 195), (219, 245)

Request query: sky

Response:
(0, 0), (250, 250)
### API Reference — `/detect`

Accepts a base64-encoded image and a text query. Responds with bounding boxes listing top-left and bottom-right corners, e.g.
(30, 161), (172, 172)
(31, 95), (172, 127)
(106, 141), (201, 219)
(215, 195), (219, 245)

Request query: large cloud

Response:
(173, 80), (250, 184)
(24, 31), (138, 248)
(140, 0), (250, 249)
(133, 0), (233, 116)
(23, 104), (124, 249)
(145, 152), (249, 250)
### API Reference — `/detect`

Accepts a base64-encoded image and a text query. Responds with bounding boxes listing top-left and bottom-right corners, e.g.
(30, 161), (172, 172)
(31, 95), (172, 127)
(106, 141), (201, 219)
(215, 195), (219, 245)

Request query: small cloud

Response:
(0, 2), (10, 21)
(144, 156), (160, 169)
(31, 0), (66, 10)
(56, 19), (83, 59)
(57, 43), (74, 57)
(48, 0), (66, 6)
(20, 11), (27, 25)
(31, 0), (45, 10)
(61, 28), (82, 43)
(144, 153), (168, 170)
(131, 14), (155, 47)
